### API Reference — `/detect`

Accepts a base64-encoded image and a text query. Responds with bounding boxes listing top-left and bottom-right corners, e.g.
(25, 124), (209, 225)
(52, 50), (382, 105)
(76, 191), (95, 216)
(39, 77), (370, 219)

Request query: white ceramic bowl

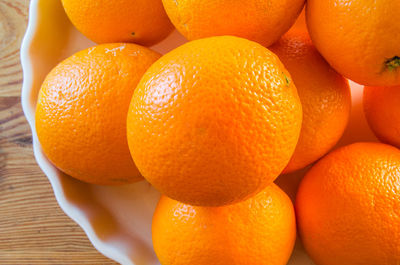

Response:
(20, 0), (377, 264)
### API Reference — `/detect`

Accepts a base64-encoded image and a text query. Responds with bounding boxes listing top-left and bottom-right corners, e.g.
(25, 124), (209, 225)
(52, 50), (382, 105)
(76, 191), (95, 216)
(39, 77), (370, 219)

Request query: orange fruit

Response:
(290, 8), (306, 33)
(296, 142), (400, 265)
(127, 36), (302, 206)
(306, 0), (400, 86)
(162, 0), (305, 47)
(270, 31), (351, 173)
(152, 184), (296, 265)
(36, 43), (161, 185)
(364, 85), (400, 148)
(61, 0), (174, 46)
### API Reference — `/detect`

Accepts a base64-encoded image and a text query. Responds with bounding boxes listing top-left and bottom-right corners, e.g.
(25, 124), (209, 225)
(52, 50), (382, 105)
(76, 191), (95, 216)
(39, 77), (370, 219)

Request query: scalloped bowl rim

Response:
(20, 0), (134, 264)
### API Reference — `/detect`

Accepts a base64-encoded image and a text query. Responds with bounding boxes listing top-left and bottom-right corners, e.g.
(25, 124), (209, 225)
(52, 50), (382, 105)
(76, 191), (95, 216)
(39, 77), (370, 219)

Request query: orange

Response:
(306, 0), (400, 86)
(364, 85), (400, 148)
(162, 0), (305, 47)
(296, 142), (400, 265)
(270, 31), (351, 173)
(127, 36), (302, 206)
(152, 184), (296, 265)
(61, 0), (174, 46)
(36, 43), (161, 185)
(290, 8), (306, 33)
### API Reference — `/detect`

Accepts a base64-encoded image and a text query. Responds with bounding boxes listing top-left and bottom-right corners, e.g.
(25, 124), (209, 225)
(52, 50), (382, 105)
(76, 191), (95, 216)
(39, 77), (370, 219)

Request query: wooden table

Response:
(0, 1), (117, 263)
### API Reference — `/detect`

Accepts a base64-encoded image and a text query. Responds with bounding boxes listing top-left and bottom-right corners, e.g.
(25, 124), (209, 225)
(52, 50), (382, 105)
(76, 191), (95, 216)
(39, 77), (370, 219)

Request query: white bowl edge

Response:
(20, 1), (135, 264)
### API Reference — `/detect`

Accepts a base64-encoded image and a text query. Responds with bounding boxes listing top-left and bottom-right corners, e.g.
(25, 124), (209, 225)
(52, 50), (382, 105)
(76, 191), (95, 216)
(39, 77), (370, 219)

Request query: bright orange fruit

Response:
(306, 0), (400, 86)
(162, 0), (305, 47)
(61, 0), (174, 46)
(290, 8), (306, 32)
(296, 142), (400, 265)
(127, 36), (302, 206)
(152, 184), (296, 265)
(36, 43), (161, 185)
(270, 31), (351, 173)
(364, 85), (400, 148)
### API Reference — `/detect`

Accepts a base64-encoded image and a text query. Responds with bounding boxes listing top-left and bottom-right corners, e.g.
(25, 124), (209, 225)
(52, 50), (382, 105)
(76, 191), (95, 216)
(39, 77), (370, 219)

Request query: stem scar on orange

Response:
(306, 0), (400, 86)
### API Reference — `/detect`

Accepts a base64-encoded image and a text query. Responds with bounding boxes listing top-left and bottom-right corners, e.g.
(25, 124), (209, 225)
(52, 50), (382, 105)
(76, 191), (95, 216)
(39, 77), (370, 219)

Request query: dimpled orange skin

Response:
(61, 0), (174, 46)
(306, 0), (400, 86)
(270, 31), (351, 174)
(364, 86), (400, 148)
(127, 36), (302, 206)
(296, 142), (400, 265)
(36, 43), (161, 185)
(162, 0), (305, 47)
(152, 184), (296, 265)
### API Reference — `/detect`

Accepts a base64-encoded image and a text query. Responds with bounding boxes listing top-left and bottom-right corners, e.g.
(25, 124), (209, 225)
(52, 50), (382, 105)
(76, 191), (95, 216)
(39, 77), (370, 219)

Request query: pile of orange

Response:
(35, 0), (400, 264)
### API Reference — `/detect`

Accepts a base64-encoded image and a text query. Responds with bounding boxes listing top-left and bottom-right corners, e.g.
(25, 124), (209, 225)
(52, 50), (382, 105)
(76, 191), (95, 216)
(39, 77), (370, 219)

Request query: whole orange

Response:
(162, 0), (305, 47)
(270, 31), (351, 173)
(364, 85), (400, 148)
(127, 36), (302, 206)
(36, 43), (160, 185)
(61, 0), (174, 46)
(152, 184), (296, 265)
(296, 142), (400, 265)
(306, 0), (400, 86)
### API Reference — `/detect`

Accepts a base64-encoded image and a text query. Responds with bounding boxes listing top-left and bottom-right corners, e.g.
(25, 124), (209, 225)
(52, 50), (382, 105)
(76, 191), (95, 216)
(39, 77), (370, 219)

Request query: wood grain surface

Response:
(0, 1), (117, 264)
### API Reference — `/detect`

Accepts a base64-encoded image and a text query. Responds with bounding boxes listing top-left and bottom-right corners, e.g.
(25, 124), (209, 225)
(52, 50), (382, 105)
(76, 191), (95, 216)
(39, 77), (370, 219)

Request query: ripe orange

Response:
(152, 184), (296, 265)
(127, 36), (302, 206)
(36, 43), (161, 185)
(61, 0), (174, 46)
(290, 8), (306, 33)
(162, 0), (305, 47)
(296, 142), (400, 265)
(364, 85), (400, 148)
(270, 31), (351, 173)
(306, 0), (400, 86)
